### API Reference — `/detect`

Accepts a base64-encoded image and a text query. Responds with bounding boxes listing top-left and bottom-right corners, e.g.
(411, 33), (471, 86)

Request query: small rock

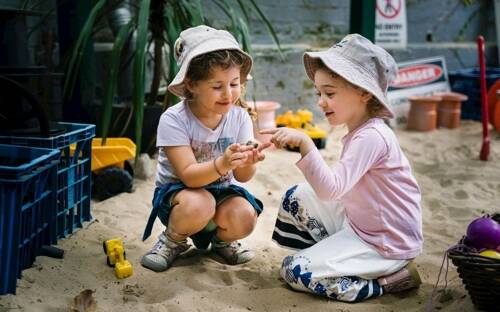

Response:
(122, 295), (138, 303)
(133, 153), (154, 180)
(24, 276), (35, 283)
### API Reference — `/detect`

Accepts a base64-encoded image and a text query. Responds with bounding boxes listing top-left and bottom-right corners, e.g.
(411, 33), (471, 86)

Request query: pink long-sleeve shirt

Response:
(296, 118), (423, 260)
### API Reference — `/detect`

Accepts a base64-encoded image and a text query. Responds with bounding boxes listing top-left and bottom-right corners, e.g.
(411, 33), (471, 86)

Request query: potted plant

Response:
(64, 0), (282, 155)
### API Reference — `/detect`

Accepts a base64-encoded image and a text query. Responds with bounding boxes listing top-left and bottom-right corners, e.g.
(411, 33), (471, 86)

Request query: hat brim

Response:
(168, 39), (253, 98)
(304, 51), (394, 119)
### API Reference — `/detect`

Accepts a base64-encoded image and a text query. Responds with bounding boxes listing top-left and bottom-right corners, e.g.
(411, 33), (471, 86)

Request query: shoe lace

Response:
(219, 240), (241, 250)
(152, 236), (188, 258)
(151, 238), (167, 254)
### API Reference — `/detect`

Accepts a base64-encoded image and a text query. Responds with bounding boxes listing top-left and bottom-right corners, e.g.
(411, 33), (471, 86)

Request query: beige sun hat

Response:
(167, 25), (253, 98)
(303, 34), (398, 118)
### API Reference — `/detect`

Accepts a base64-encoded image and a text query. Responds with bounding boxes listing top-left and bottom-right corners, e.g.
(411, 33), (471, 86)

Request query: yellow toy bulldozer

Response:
(103, 238), (133, 279)
(275, 109), (327, 151)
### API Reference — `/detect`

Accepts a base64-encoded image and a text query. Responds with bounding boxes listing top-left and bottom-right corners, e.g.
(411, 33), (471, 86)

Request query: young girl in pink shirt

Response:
(261, 34), (423, 302)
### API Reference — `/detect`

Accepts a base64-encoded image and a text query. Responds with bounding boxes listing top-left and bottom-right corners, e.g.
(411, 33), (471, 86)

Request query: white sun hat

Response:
(167, 25), (253, 98)
(303, 34), (398, 118)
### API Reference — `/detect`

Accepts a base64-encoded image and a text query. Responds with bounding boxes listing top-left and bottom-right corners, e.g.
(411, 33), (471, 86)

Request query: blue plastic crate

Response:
(0, 122), (95, 239)
(0, 144), (59, 295)
(448, 67), (500, 121)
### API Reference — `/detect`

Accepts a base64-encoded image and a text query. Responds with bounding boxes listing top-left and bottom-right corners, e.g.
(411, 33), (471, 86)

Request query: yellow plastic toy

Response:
(71, 137), (136, 200)
(275, 109), (327, 151)
(103, 238), (133, 279)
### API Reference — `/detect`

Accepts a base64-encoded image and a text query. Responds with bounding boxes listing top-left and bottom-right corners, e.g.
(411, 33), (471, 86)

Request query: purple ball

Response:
(466, 217), (500, 250)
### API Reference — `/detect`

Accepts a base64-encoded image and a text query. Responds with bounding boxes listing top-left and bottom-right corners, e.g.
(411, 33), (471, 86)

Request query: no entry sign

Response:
(375, 0), (407, 49)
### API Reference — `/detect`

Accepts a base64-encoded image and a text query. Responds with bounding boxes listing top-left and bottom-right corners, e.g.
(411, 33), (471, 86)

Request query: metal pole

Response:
(349, 0), (376, 41)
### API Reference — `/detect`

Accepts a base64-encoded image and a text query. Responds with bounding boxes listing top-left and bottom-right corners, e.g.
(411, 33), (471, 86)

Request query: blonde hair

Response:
(314, 60), (385, 118)
(184, 49), (256, 120)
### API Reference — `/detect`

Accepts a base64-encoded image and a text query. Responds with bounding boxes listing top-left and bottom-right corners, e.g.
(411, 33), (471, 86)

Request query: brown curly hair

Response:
(184, 50), (256, 120)
(314, 60), (385, 118)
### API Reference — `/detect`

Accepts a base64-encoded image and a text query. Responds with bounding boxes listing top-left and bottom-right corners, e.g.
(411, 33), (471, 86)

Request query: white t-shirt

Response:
(155, 101), (254, 187)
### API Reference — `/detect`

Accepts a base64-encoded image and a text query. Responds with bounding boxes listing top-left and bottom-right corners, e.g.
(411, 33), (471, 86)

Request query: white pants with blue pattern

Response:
(272, 183), (408, 302)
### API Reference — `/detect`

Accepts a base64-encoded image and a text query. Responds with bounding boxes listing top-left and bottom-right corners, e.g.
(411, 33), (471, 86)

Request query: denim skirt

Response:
(142, 182), (263, 249)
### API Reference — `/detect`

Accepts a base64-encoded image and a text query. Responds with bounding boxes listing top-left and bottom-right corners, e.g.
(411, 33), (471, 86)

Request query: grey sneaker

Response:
(377, 261), (422, 293)
(212, 240), (254, 265)
(141, 232), (190, 272)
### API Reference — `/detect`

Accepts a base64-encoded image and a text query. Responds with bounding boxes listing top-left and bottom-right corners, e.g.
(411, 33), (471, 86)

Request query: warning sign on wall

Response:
(388, 56), (451, 127)
(375, 0), (407, 49)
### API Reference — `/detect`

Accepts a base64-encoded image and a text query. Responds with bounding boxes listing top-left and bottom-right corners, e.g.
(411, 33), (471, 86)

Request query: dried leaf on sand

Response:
(69, 289), (97, 312)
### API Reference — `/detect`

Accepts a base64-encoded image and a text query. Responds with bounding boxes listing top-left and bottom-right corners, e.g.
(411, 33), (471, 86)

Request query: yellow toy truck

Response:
(275, 109), (327, 151)
(71, 137), (136, 200)
(103, 238), (133, 279)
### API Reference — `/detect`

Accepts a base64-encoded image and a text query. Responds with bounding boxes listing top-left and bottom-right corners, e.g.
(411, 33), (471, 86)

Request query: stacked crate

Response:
(0, 122), (95, 294)
(0, 145), (59, 294)
(0, 122), (95, 238)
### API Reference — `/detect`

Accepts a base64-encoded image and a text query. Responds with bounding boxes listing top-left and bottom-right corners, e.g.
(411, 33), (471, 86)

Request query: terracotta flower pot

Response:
(247, 101), (281, 143)
(434, 92), (468, 129)
(407, 96), (441, 131)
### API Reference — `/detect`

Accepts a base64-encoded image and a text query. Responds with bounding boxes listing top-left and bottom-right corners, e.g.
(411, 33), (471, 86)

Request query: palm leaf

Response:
(100, 20), (135, 145)
(27, 7), (58, 38)
(227, 5), (242, 42)
(132, 0), (151, 158)
(212, 0), (239, 41)
(212, 0), (231, 20)
(180, 0), (204, 25)
(236, 0), (250, 24)
(62, 0), (107, 100)
(247, 0), (283, 60)
(237, 17), (252, 56)
(164, 6), (182, 106)
(176, 0), (203, 28)
(214, 1), (253, 58)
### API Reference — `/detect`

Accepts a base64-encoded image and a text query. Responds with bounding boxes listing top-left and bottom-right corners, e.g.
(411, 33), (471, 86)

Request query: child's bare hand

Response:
(259, 128), (309, 149)
(239, 142), (272, 166)
(220, 143), (251, 170)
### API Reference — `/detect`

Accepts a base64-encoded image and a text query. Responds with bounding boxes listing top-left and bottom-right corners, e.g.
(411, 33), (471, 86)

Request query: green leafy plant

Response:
(63, 0), (282, 156)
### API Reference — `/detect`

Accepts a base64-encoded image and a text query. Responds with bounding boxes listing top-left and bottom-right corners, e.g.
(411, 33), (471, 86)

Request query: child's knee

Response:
(174, 189), (216, 221)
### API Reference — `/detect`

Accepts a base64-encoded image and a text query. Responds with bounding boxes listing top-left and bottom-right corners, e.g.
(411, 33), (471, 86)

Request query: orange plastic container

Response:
(434, 92), (468, 129)
(407, 96), (441, 131)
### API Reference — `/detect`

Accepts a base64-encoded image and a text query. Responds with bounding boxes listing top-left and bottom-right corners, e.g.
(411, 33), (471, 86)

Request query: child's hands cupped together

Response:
(219, 143), (250, 170)
(221, 142), (272, 170)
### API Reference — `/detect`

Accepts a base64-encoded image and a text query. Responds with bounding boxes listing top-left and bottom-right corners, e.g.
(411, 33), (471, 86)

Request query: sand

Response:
(1, 120), (499, 312)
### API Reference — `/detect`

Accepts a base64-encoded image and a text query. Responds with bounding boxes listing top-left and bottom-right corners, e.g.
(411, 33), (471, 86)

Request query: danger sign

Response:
(388, 56), (451, 127)
(375, 0), (407, 49)
(391, 65), (443, 88)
